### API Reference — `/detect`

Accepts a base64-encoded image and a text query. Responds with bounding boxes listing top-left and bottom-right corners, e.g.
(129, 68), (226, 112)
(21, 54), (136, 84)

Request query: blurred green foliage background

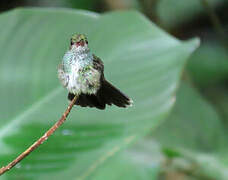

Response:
(0, 0), (228, 180)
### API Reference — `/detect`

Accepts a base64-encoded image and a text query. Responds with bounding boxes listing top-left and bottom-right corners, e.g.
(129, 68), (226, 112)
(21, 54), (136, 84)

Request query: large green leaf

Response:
(206, 87), (228, 130)
(187, 39), (228, 87)
(95, 82), (228, 180)
(0, 8), (198, 179)
(152, 82), (228, 179)
(93, 140), (161, 180)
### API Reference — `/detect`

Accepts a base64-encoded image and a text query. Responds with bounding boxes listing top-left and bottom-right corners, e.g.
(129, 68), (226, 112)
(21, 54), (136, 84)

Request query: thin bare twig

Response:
(0, 95), (78, 176)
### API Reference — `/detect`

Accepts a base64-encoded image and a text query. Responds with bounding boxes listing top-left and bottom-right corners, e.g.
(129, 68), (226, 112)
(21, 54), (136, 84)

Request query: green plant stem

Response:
(201, 0), (227, 46)
(0, 95), (78, 176)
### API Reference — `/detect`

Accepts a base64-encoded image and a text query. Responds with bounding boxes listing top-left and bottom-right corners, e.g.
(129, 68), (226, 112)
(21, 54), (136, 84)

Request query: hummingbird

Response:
(58, 34), (133, 110)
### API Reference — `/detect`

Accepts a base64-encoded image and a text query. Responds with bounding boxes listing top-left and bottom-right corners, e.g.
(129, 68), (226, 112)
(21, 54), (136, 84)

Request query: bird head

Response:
(70, 34), (88, 49)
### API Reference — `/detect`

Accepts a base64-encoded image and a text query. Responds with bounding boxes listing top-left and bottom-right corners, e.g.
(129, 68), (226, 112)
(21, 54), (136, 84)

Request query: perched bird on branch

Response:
(58, 34), (133, 109)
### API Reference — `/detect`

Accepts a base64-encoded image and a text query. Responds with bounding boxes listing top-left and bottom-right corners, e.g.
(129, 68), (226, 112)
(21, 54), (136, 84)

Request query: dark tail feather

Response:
(68, 93), (105, 110)
(97, 80), (133, 108)
(68, 80), (132, 110)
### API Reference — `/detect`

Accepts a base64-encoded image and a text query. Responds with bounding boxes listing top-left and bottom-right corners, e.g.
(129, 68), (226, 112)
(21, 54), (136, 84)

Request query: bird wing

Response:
(92, 54), (132, 108)
(92, 54), (104, 76)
